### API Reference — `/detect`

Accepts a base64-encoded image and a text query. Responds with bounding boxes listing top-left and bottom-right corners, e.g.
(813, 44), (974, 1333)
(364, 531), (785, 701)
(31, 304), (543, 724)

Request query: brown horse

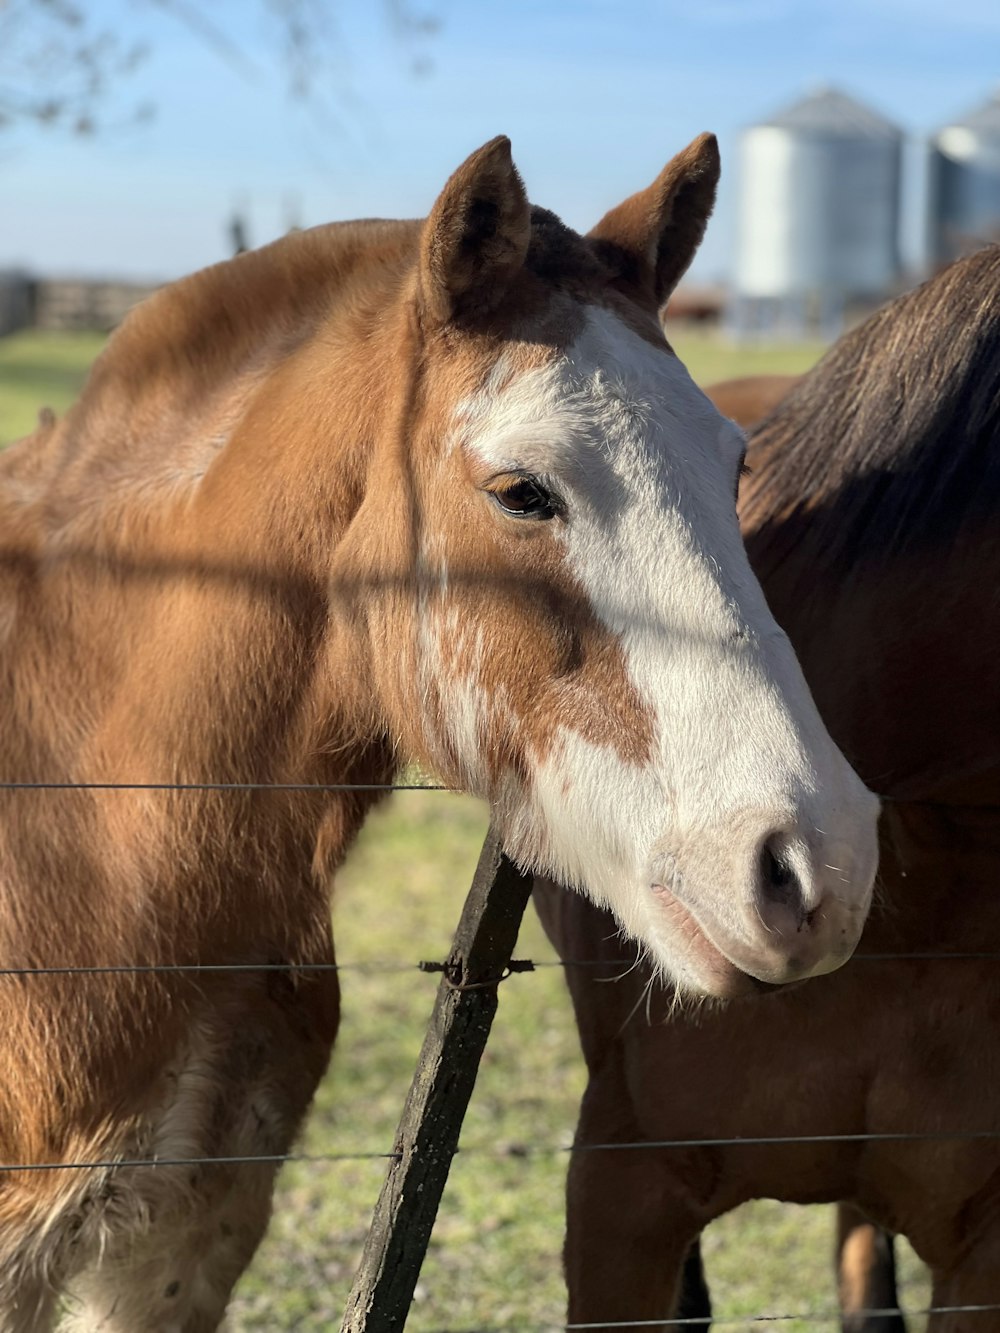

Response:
(703, 372), (800, 430)
(0, 136), (878, 1331)
(536, 244), (1000, 1332)
(702, 370), (903, 1332)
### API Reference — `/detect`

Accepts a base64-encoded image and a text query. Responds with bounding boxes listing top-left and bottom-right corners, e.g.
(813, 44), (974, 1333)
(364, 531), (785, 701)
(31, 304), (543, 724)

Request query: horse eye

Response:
(735, 449), (751, 502)
(491, 477), (560, 521)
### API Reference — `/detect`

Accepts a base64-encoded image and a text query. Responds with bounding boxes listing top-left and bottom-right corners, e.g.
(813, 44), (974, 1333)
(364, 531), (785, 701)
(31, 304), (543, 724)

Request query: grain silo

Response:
(928, 92), (1000, 266)
(733, 87), (903, 336)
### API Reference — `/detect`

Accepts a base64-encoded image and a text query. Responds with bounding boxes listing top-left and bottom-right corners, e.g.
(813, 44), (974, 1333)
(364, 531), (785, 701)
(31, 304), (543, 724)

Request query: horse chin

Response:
(645, 884), (782, 1000)
(648, 880), (856, 1000)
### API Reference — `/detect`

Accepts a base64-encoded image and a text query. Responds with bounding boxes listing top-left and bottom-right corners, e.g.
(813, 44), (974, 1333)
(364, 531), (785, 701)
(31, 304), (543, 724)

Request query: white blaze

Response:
(437, 305), (876, 988)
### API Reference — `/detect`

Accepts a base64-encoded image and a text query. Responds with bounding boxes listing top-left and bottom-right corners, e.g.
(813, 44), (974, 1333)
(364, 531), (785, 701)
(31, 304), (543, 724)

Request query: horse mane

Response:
(743, 245), (1000, 574)
(69, 221), (418, 435)
(100, 218), (420, 387)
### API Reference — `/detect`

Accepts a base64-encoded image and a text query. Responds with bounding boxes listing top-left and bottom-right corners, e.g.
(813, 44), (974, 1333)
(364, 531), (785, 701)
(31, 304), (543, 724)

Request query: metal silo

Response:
(733, 88), (902, 335)
(929, 92), (1000, 266)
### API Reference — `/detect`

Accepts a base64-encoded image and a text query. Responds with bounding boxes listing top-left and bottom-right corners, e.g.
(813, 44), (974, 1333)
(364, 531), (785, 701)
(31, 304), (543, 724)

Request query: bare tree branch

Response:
(0, 0), (438, 137)
(0, 0), (151, 135)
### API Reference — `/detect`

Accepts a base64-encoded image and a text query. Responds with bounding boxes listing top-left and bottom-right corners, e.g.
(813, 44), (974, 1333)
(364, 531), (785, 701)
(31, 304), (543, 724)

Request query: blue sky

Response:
(3, 0), (999, 283)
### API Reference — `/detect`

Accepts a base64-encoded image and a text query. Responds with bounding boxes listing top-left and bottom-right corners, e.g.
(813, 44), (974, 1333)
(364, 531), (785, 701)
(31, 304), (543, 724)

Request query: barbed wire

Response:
(2, 950), (1000, 978)
(427, 1306), (1000, 1330)
(0, 778), (970, 804)
(6, 1126), (1000, 1174)
(0, 1149), (400, 1174)
(0, 780), (449, 791)
(0, 961), (411, 977)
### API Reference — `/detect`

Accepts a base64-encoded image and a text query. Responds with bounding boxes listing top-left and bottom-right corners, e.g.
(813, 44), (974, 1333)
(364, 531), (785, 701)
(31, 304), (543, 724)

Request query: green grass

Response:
(669, 327), (828, 386)
(0, 329), (933, 1330)
(0, 330), (105, 445)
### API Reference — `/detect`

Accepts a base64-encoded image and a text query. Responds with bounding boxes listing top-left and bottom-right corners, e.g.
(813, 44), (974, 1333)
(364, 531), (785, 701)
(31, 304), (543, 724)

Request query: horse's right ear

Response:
(588, 133), (720, 311)
(419, 136), (531, 326)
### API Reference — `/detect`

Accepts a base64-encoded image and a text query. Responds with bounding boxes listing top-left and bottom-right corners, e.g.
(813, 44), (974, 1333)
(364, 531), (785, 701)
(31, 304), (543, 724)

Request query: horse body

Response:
(701, 372), (800, 431)
(0, 225), (394, 1330)
(0, 138), (876, 1329)
(538, 800), (1000, 1327)
(538, 245), (1000, 1331)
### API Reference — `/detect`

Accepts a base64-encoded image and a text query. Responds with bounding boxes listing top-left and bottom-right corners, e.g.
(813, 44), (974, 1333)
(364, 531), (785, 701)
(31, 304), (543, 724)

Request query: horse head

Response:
(326, 137), (879, 998)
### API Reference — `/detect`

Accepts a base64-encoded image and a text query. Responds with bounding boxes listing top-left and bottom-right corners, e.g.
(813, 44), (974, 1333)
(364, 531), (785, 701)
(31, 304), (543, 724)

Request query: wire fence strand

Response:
(2, 950), (1000, 978)
(0, 778), (967, 804)
(0, 961), (414, 977)
(7, 1127), (1000, 1174)
(0, 780), (450, 791)
(426, 1306), (1000, 1330)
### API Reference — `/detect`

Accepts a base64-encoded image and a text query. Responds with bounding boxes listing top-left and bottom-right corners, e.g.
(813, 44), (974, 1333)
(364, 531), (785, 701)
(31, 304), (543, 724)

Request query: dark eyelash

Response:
(489, 475), (562, 521)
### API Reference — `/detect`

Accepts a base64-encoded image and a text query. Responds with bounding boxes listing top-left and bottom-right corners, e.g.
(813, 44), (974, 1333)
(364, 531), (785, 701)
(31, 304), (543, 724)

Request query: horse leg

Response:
(64, 963), (340, 1332)
(62, 1157), (278, 1333)
(676, 1241), (712, 1330)
(836, 1203), (906, 1332)
(565, 1059), (704, 1331)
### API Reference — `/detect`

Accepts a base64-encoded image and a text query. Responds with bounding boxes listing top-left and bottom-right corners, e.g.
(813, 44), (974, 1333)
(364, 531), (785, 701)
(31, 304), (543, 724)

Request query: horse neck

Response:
(0, 234), (425, 940)
(866, 798), (1000, 953)
(185, 266), (429, 782)
(743, 464), (1000, 805)
(152, 288), (422, 811)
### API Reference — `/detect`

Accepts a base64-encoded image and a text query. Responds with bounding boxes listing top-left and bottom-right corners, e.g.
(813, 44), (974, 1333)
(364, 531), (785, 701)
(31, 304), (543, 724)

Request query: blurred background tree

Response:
(0, 0), (438, 139)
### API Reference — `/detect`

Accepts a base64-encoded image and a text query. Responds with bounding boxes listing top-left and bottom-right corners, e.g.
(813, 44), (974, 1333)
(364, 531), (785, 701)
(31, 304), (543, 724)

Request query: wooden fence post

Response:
(341, 826), (534, 1333)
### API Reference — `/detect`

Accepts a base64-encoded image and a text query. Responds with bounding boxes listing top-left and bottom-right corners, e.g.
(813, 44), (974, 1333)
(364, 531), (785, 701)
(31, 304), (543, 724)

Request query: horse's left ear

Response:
(588, 132), (720, 311)
(419, 136), (531, 326)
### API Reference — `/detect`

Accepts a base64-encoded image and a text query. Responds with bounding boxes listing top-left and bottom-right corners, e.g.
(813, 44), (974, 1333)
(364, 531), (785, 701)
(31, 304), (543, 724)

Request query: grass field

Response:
(0, 327), (931, 1331)
(0, 330), (106, 444)
(668, 326), (828, 386)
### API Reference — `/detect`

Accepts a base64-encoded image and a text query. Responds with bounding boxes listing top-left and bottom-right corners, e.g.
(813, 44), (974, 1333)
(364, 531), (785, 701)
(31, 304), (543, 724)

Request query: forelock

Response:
(524, 207), (609, 292)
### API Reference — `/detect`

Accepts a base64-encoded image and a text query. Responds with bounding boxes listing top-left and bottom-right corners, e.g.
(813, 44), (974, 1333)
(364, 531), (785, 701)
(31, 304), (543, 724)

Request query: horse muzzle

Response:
(646, 816), (877, 999)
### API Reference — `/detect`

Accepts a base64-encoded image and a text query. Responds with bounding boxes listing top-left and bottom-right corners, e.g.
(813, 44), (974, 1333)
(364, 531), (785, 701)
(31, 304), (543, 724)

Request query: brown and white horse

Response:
(0, 136), (877, 1330)
(537, 245), (1000, 1333)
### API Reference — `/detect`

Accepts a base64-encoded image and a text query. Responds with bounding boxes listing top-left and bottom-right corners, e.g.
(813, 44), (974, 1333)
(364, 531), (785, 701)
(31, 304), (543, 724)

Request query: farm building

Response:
(928, 90), (1000, 266)
(731, 87), (903, 337)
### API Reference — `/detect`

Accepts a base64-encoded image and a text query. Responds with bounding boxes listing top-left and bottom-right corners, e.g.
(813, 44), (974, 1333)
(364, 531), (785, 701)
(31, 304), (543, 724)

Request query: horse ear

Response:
(419, 136), (531, 325)
(588, 132), (720, 310)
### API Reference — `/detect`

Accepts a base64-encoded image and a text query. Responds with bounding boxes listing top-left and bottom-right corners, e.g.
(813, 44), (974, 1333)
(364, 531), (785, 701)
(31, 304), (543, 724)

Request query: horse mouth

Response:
(649, 881), (788, 998)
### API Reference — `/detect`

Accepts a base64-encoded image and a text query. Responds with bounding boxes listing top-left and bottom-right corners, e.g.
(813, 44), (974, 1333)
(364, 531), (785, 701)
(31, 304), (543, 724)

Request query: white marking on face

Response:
(433, 305), (878, 993)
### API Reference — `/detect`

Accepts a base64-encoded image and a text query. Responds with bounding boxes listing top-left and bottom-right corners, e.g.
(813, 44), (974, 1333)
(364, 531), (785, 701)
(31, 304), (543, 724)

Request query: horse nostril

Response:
(759, 838), (799, 910)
